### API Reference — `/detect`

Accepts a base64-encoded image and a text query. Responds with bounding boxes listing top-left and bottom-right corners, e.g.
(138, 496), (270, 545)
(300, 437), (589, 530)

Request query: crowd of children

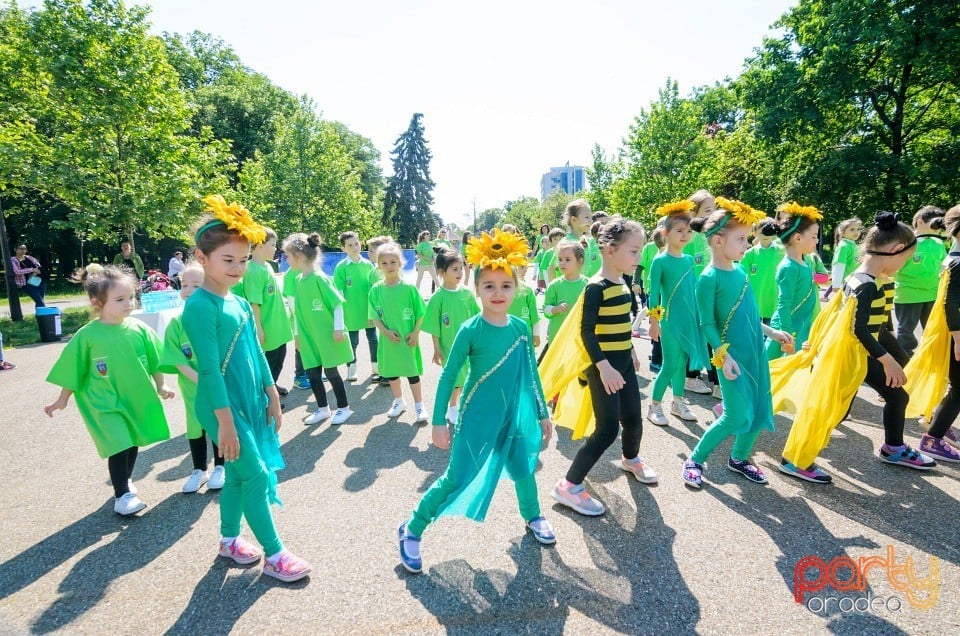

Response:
(41, 189), (960, 581)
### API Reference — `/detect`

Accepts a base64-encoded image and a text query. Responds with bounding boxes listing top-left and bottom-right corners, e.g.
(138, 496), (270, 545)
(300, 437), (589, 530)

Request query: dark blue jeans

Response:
(22, 281), (46, 307)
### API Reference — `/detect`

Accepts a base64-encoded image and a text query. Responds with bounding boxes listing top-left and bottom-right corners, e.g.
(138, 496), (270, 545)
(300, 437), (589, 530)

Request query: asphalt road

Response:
(0, 278), (957, 635)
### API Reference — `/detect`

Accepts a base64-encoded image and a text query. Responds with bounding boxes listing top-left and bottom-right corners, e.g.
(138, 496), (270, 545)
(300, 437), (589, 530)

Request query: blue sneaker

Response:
(293, 374), (311, 390)
(525, 516), (556, 545)
(398, 522), (422, 574)
(778, 459), (832, 483)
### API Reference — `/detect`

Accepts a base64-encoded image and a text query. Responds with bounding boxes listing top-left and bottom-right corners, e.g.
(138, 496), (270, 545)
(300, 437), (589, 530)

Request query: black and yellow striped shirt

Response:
(844, 272), (896, 358)
(581, 278), (633, 363)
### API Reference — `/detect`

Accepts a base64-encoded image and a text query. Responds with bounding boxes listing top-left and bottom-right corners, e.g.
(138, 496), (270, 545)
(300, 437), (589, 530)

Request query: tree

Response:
(584, 144), (618, 213)
(502, 196), (542, 239)
(383, 113), (435, 245)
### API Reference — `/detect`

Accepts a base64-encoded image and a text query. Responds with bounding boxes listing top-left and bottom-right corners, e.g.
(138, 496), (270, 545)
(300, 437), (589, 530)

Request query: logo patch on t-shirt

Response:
(521, 308), (530, 319)
(346, 276), (352, 287)
(750, 265), (757, 274)
(267, 284), (276, 295)
(375, 306), (383, 318)
(441, 313), (450, 327)
(402, 308), (414, 320)
(312, 298), (324, 311)
(913, 254), (922, 263)
(695, 255), (704, 265)
(181, 343), (193, 359)
(95, 357), (108, 377)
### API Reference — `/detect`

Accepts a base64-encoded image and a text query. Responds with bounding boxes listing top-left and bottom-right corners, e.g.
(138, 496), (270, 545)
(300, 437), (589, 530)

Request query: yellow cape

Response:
(904, 270), (952, 420)
(770, 291), (868, 468)
(538, 292), (596, 439)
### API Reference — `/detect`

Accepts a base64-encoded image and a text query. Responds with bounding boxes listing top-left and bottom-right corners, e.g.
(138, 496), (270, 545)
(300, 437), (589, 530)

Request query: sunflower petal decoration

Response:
(656, 200), (696, 217)
(647, 305), (665, 321)
(465, 228), (529, 274)
(777, 201), (824, 222)
(710, 343), (730, 368)
(716, 196), (766, 226)
(201, 194), (267, 244)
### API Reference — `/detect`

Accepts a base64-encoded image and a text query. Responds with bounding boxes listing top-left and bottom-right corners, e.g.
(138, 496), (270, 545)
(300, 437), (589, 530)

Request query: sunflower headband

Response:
(776, 202), (824, 240)
(707, 197), (767, 237)
(656, 200), (696, 217)
(465, 228), (529, 274)
(197, 194), (267, 245)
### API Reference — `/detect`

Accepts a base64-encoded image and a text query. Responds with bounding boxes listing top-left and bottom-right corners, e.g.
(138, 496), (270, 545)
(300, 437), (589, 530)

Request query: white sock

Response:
(372, 362), (378, 374)
(220, 536), (239, 546)
(266, 549), (288, 566)
(415, 402), (423, 410)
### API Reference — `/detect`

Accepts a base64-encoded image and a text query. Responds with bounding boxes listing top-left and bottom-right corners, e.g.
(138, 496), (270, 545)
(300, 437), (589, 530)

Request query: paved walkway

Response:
(0, 279), (957, 635)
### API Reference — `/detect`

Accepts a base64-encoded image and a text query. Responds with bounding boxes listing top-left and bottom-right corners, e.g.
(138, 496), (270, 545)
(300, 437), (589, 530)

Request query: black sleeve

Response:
(878, 327), (908, 366)
(945, 259), (960, 332)
(580, 282), (606, 364)
(849, 283), (887, 359)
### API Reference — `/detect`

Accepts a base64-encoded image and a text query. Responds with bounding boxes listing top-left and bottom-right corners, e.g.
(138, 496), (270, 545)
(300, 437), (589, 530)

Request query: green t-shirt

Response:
(740, 242), (785, 319)
(544, 275), (588, 342)
(539, 247), (557, 282)
(895, 235), (946, 304)
(241, 260), (293, 351)
(294, 271), (355, 370)
(334, 255), (376, 330)
(159, 314), (202, 439)
(46, 318), (170, 458)
(415, 241), (434, 266)
(368, 280), (427, 377)
(683, 231), (710, 277)
(582, 236), (602, 278)
(833, 238), (860, 279)
(422, 286), (480, 386)
(507, 281), (540, 335)
(636, 241), (661, 290)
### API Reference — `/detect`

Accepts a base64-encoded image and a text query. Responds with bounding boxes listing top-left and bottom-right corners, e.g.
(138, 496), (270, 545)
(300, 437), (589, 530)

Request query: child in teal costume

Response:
(398, 229), (554, 574)
(182, 194), (311, 583)
(682, 200), (793, 488)
(766, 203), (823, 359)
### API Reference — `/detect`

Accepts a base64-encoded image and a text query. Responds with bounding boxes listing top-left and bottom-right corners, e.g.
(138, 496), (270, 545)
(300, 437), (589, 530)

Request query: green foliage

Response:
(584, 144), (618, 212)
(383, 113), (436, 245)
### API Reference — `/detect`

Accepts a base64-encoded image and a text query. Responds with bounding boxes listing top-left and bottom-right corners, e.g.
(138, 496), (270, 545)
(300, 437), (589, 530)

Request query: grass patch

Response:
(0, 307), (91, 348)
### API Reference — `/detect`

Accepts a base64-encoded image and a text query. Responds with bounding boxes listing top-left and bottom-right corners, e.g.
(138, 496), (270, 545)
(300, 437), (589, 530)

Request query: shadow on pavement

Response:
(343, 421), (447, 494)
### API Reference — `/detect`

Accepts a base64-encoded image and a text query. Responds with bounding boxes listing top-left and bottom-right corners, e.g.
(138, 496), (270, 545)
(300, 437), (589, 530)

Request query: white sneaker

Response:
(182, 469), (208, 493)
(415, 404), (430, 424)
(127, 480), (138, 496)
(331, 407), (353, 425)
(445, 406), (458, 425)
(114, 492), (146, 515)
(207, 465), (226, 490)
(671, 399), (698, 422)
(387, 398), (407, 418)
(685, 377), (711, 394)
(345, 364), (357, 382)
(304, 406), (332, 424)
(647, 403), (668, 426)
(712, 384), (722, 400)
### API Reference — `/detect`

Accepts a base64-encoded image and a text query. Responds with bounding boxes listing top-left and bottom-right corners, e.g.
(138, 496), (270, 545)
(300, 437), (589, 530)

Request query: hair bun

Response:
(930, 217), (946, 231)
(307, 233), (321, 248)
(689, 217), (707, 233)
(874, 211), (899, 231)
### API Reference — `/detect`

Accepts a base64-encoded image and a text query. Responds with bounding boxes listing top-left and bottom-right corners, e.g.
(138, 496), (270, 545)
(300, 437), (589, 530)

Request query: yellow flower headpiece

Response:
(777, 201), (824, 222)
(198, 194), (267, 244)
(656, 200), (696, 217)
(715, 196), (766, 226)
(465, 228), (529, 274)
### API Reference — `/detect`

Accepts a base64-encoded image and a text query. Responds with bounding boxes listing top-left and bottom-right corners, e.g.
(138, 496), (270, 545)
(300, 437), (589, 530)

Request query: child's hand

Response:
(802, 341), (811, 351)
(631, 283), (641, 295)
(257, 329), (266, 345)
(539, 418), (553, 451)
(333, 329), (345, 342)
(597, 360), (625, 394)
(773, 330), (795, 354)
(648, 321), (661, 342)
(952, 331), (960, 361)
(556, 302), (569, 314)
(879, 354), (906, 388)
(432, 425), (451, 450)
(533, 334), (541, 348)
(218, 422), (240, 461)
(405, 330), (419, 346)
(294, 336), (300, 351)
(722, 355), (741, 381)
(386, 329), (401, 344)
(157, 383), (175, 399)
(632, 350), (642, 372)
(268, 397), (283, 433)
(432, 349), (443, 366)
(44, 396), (69, 418)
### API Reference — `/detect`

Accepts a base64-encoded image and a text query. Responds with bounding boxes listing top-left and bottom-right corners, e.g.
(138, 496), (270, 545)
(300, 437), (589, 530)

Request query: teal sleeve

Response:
(774, 264), (800, 334)
(182, 297), (230, 410)
(695, 272), (723, 349)
(432, 321), (471, 425)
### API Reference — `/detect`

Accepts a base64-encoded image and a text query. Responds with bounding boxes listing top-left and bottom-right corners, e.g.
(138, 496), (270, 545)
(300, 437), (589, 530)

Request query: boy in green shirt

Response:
(334, 231), (378, 381)
(895, 206), (947, 356)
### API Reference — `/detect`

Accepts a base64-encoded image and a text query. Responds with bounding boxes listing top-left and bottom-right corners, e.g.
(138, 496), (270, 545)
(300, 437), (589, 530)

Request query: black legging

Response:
(929, 353), (960, 439)
(852, 356), (907, 447)
(107, 446), (138, 498)
(687, 347), (719, 385)
(565, 352), (643, 485)
(306, 366), (348, 409)
(349, 328), (379, 363)
(188, 432), (224, 470)
(264, 345), (287, 384)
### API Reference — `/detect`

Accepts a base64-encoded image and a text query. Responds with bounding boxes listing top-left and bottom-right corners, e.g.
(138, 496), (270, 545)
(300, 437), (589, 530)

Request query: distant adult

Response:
(10, 243), (46, 307)
(113, 240), (145, 279)
(435, 228), (452, 248)
(414, 230), (439, 291)
(167, 250), (185, 287)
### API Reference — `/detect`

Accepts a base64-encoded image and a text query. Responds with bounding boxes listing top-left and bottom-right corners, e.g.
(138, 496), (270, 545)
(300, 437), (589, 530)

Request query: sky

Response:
(70, 0), (797, 226)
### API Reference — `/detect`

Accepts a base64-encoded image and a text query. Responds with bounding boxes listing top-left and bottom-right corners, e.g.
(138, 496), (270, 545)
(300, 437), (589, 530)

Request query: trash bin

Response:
(36, 307), (62, 343)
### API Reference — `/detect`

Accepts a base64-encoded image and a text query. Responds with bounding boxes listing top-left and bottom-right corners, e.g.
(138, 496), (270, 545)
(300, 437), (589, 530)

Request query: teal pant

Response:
(213, 422), (283, 557)
(690, 376), (762, 464)
(408, 474), (540, 538)
(652, 330), (688, 402)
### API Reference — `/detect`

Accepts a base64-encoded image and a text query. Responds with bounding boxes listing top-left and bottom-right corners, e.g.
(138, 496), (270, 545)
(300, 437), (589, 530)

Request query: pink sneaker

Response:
(262, 550), (312, 583)
(920, 434), (960, 463)
(218, 537), (263, 565)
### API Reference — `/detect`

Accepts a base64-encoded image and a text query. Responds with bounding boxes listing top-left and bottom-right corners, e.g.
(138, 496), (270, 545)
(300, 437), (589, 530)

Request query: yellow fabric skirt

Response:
(904, 271), (952, 420)
(538, 294), (596, 439)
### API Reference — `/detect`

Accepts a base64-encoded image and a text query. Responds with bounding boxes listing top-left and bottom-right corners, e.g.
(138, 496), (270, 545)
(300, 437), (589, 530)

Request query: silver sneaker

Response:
(671, 399), (698, 422)
(647, 403), (668, 426)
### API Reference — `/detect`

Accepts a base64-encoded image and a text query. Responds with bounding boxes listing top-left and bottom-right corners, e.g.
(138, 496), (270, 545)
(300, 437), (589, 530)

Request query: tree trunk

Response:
(0, 197), (24, 321)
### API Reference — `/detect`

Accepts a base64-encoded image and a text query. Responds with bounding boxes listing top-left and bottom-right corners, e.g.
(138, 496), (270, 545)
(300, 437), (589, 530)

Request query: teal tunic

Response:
(696, 265), (774, 436)
(181, 288), (283, 504)
(766, 257), (817, 359)
(422, 286), (480, 386)
(413, 315), (548, 529)
(648, 252), (710, 369)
